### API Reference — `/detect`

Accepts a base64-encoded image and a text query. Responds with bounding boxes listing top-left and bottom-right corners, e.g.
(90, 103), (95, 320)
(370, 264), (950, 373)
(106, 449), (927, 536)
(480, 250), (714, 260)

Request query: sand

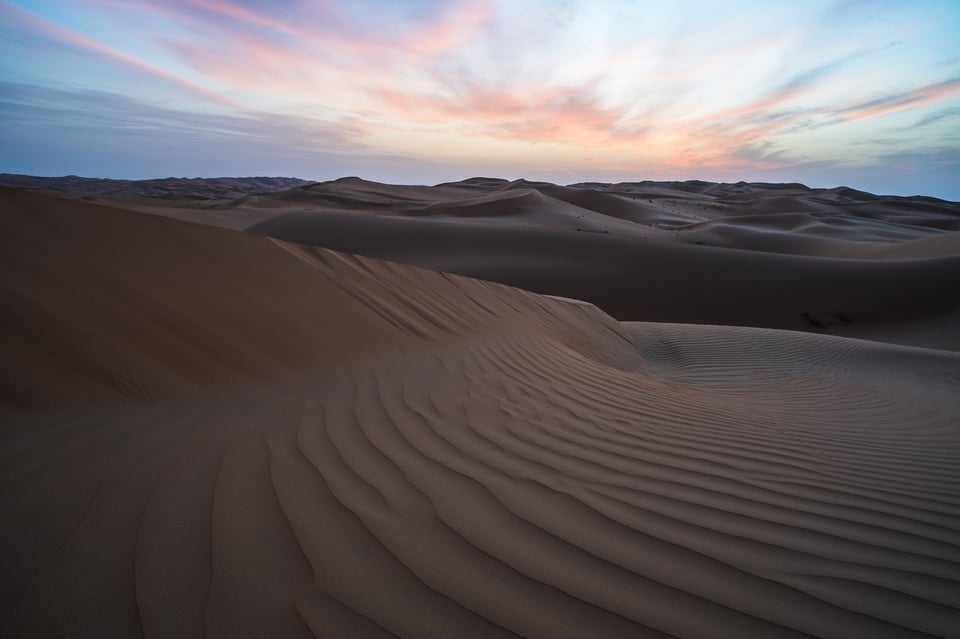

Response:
(66, 175), (958, 351)
(1, 181), (959, 638)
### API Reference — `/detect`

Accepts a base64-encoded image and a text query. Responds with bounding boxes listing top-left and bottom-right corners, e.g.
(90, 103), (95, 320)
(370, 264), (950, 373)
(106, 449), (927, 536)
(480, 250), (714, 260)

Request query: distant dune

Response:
(0, 173), (311, 200)
(1, 179), (959, 638)
(28, 174), (955, 350)
(242, 178), (960, 351)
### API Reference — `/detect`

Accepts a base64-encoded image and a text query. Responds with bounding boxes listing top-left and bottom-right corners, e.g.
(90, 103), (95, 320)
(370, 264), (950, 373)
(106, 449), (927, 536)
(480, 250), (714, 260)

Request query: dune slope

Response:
(1, 189), (959, 638)
(241, 178), (960, 350)
(15, 177), (960, 349)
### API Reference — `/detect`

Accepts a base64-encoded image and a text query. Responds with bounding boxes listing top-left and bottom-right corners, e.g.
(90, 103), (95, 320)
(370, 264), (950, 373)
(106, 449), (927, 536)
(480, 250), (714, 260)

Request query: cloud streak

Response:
(0, 1), (249, 111)
(836, 77), (960, 122)
(0, 80), (450, 181)
(0, 81), (363, 151)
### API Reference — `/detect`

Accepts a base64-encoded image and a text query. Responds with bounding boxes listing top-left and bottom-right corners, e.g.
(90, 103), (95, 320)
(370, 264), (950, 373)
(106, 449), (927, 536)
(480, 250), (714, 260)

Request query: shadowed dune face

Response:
(0, 189), (623, 414)
(2, 187), (960, 638)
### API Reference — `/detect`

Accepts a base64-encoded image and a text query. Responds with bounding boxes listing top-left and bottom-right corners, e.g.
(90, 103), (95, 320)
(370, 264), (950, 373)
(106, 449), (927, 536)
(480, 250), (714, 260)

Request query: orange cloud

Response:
(647, 75), (960, 170)
(370, 84), (651, 148)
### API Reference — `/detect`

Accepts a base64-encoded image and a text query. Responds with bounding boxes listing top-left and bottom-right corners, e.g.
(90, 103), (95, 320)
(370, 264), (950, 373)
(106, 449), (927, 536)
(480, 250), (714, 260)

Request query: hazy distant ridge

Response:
(0, 174), (312, 200)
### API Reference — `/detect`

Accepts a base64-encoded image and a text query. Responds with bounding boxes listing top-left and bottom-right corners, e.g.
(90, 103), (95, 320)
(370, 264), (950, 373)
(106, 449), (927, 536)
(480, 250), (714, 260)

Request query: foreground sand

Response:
(1, 187), (959, 638)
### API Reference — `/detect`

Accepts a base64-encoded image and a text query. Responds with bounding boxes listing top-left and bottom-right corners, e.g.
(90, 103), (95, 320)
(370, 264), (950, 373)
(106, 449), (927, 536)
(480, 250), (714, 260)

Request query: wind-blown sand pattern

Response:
(1, 184), (959, 638)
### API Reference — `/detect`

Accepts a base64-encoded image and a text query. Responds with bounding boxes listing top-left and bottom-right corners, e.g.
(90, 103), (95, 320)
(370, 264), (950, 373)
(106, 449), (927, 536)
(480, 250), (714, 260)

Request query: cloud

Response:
(0, 2), (249, 111)
(369, 82), (649, 147)
(652, 71), (960, 169)
(1, 80), (364, 147)
(113, 0), (492, 71)
(911, 107), (960, 128)
(678, 39), (902, 128)
(86, 0), (495, 100)
(835, 76), (960, 121)
(3, 0), (958, 199)
(0, 80), (457, 181)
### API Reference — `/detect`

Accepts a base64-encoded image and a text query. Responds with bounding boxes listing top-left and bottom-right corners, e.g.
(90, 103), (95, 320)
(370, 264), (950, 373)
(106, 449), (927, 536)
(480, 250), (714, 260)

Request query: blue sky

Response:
(1, 0), (959, 198)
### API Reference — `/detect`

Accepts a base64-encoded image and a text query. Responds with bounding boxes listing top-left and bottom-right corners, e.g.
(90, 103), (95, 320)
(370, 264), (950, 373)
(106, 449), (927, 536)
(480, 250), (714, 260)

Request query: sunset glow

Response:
(2, 0), (959, 197)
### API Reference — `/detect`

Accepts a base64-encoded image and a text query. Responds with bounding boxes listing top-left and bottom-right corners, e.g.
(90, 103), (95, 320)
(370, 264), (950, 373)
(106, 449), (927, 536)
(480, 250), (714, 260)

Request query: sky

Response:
(1, 0), (959, 199)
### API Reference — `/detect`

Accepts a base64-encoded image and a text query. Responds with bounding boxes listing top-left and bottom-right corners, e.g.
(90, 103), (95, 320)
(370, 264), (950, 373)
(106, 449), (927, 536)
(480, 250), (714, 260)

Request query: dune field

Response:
(1, 178), (959, 638)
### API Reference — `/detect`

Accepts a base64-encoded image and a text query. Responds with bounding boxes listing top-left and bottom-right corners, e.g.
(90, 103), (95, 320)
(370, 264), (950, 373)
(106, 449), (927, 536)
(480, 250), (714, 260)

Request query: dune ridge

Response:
(0, 174), (310, 200)
(30, 175), (954, 349)
(234, 178), (960, 350)
(1, 186), (959, 637)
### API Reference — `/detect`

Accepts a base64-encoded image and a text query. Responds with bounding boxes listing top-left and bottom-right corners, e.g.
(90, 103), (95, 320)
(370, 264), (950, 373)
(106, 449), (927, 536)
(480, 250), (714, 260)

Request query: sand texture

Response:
(1, 183), (959, 638)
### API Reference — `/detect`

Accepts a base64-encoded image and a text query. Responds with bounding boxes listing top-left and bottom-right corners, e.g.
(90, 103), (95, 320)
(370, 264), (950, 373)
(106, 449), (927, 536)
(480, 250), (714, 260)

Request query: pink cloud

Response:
(84, 0), (495, 108)
(1, 2), (249, 111)
(649, 76), (960, 170)
(370, 83), (650, 147)
(120, 0), (493, 67)
(403, 0), (493, 56)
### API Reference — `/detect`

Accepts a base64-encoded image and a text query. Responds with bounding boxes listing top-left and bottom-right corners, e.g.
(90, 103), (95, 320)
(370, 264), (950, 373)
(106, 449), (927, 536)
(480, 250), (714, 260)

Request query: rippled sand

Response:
(2, 184), (959, 638)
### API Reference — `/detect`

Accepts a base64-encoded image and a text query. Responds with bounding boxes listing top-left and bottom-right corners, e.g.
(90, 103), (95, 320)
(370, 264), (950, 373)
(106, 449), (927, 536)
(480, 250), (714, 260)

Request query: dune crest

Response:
(0, 189), (610, 413)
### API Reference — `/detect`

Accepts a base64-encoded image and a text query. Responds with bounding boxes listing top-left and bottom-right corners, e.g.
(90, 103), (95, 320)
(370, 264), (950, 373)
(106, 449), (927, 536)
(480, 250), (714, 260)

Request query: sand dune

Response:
(0, 189), (579, 413)
(0, 173), (310, 199)
(1, 185), (959, 638)
(233, 178), (960, 351)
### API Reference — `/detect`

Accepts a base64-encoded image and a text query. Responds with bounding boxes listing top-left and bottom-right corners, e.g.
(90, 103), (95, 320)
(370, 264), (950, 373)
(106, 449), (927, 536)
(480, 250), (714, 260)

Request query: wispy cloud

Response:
(911, 106), (960, 128)
(85, 0), (495, 103)
(369, 82), (650, 147)
(835, 76), (960, 121)
(0, 80), (446, 180)
(0, 80), (363, 150)
(0, 1), (249, 111)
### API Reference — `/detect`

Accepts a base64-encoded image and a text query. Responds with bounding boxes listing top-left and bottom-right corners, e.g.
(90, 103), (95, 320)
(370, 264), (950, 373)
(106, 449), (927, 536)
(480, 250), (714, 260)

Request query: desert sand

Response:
(1, 179), (959, 638)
